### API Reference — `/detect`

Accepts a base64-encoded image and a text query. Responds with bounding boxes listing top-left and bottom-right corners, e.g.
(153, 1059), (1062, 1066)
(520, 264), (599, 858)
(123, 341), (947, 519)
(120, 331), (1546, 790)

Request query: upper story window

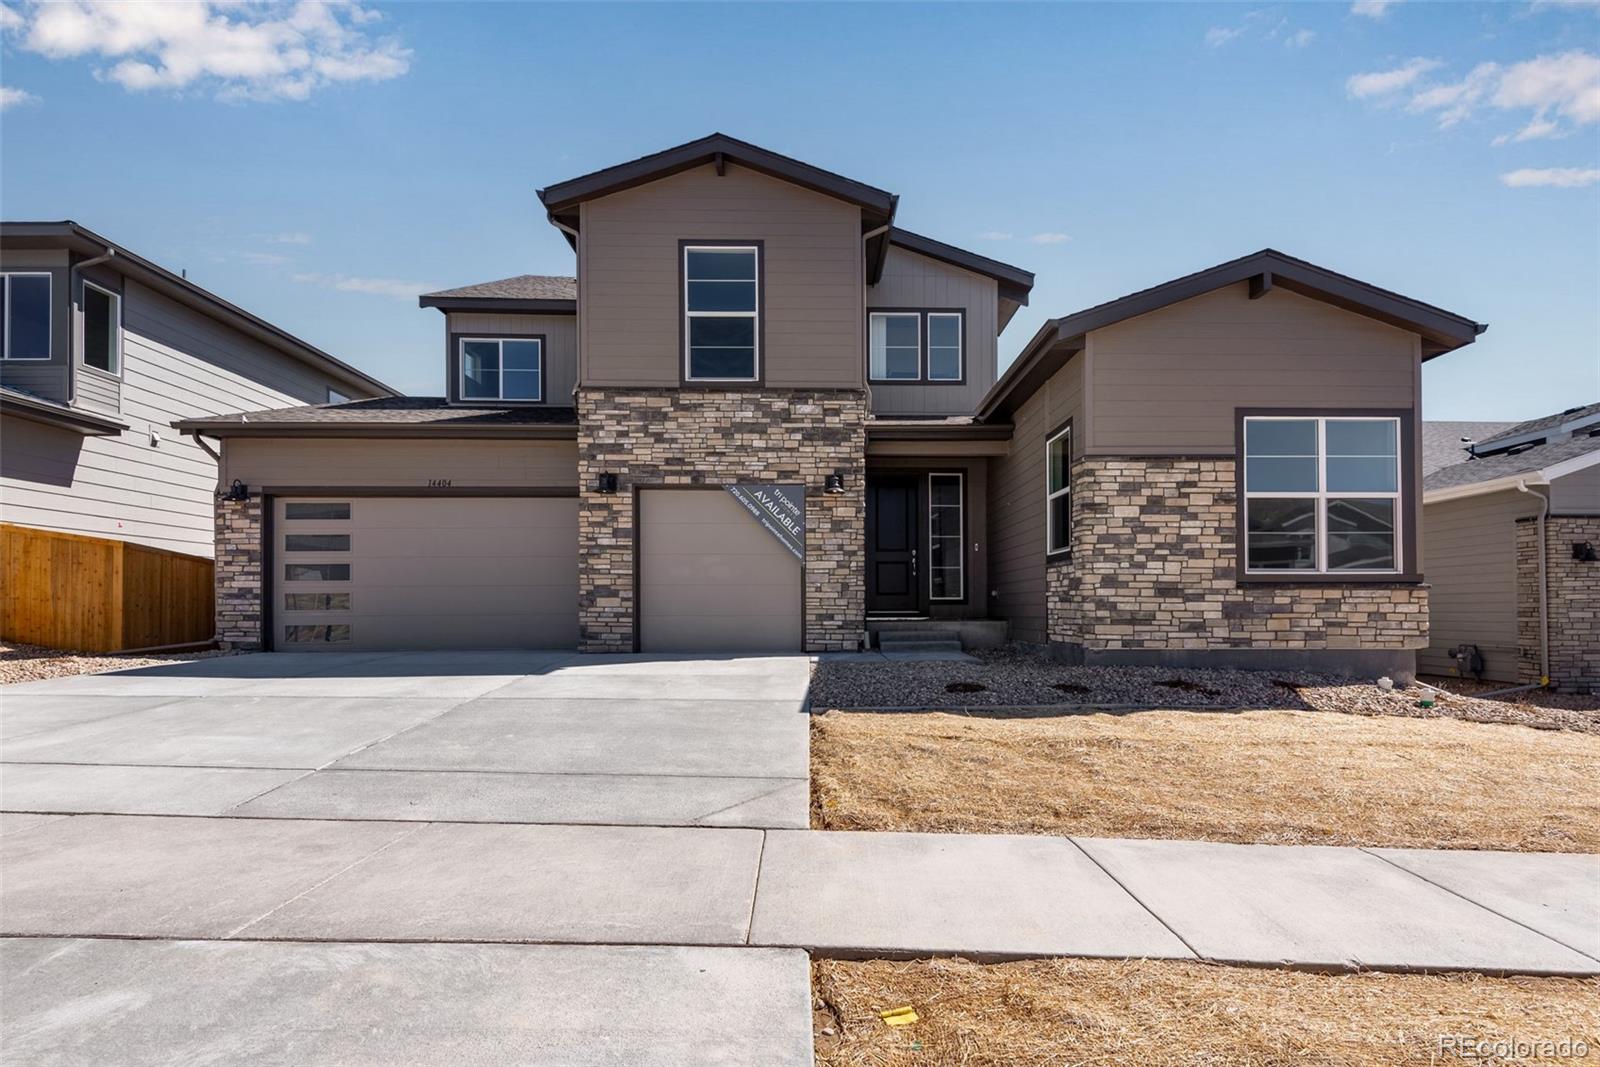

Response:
(1242, 415), (1401, 574)
(2, 273), (51, 361)
(869, 310), (964, 383)
(1046, 423), (1071, 556)
(683, 245), (759, 382)
(81, 281), (120, 376)
(460, 337), (543, 401)
(869, 313), (919, 380)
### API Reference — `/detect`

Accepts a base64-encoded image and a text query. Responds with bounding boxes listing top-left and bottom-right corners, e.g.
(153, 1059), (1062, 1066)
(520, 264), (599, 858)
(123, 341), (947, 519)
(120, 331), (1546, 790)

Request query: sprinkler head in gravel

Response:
(945, 682), (986, 694)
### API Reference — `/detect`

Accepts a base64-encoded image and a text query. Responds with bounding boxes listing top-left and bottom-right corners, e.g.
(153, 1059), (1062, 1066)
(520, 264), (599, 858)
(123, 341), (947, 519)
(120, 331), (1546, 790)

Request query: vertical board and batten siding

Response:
(986, 354), (1084, 644)
(867, 245), (1000, 416)
(1085, 284), (1420, 454)
(1, 278), (368, 557)
(1, 523), (213, 652)
(446, 312), (578, 406)
(223, 438), (580, 489)
(578, 164), (864, 389)
(1419, 488), (1544, 681)
(1551, 462), (1600, 514)
(0, 249), (72, 401)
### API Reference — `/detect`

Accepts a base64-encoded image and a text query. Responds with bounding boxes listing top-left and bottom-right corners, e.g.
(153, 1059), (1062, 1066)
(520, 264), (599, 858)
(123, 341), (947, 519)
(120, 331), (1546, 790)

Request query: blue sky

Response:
(2, 1), (1596, 420)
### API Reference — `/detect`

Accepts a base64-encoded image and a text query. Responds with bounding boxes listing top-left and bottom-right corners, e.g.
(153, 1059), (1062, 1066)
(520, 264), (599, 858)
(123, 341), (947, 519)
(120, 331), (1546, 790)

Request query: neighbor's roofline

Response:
(418, 295), (577, 314)
(0, 221), (397, 398)
(1423, 448), (1600, 504)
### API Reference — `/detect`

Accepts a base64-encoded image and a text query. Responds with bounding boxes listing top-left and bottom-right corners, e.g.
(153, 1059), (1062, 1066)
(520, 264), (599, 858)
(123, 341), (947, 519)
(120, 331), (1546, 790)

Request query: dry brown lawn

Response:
(811, 708), (1600, 852)
(814, 957), (1600, 1067)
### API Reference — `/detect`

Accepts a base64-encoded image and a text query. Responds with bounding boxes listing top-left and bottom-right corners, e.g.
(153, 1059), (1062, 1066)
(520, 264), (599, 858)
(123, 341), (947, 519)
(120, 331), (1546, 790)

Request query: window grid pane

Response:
(927, 314), (961, 381)
(929, 474), (963, 600)
(685, 248), (758, 380)
(1046, 428), (1071, 554)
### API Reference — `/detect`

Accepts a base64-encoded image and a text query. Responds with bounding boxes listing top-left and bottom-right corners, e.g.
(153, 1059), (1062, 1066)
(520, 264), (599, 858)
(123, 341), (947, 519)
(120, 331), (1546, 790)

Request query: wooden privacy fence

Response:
(1, 524), (214, 653)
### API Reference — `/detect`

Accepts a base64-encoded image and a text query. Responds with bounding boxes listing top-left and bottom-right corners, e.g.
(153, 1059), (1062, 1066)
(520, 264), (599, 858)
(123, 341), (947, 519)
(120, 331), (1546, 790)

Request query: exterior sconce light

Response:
(1574, 541), (1597, 563)
(824, 472), (846, 495)
(595, 472), (619, 494)
(221, 479), (250, 502)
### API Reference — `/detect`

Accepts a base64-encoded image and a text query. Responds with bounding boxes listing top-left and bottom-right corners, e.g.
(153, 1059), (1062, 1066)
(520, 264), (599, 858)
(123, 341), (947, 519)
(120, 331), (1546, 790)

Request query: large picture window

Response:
(460, 337), (542, 401)
(1046, 424), (1071, 555)
(928, 472), (964, 600)
(82, 281), (120, 375)
(684, 245), (759, 381)
(1242, 416), (1401, 574)
(2, 273), (51, 361)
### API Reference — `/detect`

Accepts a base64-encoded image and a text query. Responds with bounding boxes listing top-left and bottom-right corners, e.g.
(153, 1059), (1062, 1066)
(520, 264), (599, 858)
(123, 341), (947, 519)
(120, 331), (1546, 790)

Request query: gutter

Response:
(1515, 479), (1551, 688)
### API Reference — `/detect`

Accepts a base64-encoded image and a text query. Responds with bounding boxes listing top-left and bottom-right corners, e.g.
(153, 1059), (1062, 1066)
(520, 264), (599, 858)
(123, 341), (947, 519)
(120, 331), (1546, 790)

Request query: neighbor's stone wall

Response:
(215, 495), (263, 649)
(1048, 457), (1428, 651)
(1517, 515), (1599, 692)
(577, 388), (867, 652)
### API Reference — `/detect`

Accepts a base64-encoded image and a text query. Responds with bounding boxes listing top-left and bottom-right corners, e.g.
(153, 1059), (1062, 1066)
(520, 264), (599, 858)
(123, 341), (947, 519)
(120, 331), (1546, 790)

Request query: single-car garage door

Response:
(272, 496), (578, 651)
(639, 489), (802, 653)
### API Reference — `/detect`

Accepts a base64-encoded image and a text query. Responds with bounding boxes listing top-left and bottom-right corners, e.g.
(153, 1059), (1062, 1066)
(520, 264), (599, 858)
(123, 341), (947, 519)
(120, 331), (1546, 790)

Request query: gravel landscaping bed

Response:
(0, 642), (239, 686)
(810, 645), (1600, 734)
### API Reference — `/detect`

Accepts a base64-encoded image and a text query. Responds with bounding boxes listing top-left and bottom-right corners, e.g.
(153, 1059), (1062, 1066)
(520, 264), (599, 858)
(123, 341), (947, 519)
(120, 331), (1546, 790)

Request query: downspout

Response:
(861, 224), (890, 410)
(1515, 478), (1550, 687)
(547, 212), (582, 404)
(67, 248), (116, 406)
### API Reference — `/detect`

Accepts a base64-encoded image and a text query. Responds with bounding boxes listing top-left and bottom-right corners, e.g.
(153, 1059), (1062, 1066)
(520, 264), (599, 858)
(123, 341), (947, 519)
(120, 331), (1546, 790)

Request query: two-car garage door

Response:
(273, 496), (578, 652)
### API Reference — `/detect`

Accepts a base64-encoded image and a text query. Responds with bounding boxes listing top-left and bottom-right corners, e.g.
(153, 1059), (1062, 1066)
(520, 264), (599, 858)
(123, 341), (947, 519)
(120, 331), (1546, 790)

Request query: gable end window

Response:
(81, 281), (121, 376)
(460, 337), (543, 401)
(1, 273), (52, 361)
(1242, 415), (1402, 575)
(868, 310), (964, 383)
(1046, 424), (1071, 556)
(683, 245), (759, 382)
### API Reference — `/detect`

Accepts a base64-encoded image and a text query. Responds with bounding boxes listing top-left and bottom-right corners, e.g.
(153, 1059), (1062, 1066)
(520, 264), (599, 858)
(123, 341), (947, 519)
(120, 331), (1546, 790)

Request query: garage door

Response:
(272, 496), (578, 651)
(638, 489), (803, 653)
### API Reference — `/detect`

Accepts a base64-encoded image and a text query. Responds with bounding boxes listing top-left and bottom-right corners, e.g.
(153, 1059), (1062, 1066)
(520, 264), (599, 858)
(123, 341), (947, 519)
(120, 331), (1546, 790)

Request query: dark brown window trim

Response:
(447, 332), (547, 406)
(867, 307), (967, 385)
(678, 239), (765, 387)
(1233, 406), (1420, 585)
(1045, 417), (1073, 561)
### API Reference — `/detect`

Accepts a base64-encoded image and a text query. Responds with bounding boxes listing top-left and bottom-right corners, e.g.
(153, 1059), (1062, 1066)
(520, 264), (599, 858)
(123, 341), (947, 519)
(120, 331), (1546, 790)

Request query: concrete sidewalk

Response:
(3, 814), (1595, 976)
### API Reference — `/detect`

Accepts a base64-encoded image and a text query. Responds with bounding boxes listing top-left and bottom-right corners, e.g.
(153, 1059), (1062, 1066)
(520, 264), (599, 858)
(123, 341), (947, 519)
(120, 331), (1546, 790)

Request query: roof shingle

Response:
(175, 396), (576, 431)
(1423, 433), (1600, 494)
(420, 275), (576, 302)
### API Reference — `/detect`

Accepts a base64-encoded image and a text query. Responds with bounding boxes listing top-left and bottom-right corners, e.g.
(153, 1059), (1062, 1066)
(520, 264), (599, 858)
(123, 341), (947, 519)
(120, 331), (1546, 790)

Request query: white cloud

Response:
(1500, 166), (1600, 187)
(1286, 29), (1316, 48)
(0, 85), (39, 109)
(0, 0), (410, 102)
(265, 231), (312, 245)
(241, 251), (292, 267)
(1347, 58), (1441, 99)
(1205, 25), (1243, 47)
(1351, 0), (1398, 18)
(1405, 50), (1600, 136)
(1028, 232), (1071, 245)
(978, 231), (1014, 241)
(292, 272), (435, 300)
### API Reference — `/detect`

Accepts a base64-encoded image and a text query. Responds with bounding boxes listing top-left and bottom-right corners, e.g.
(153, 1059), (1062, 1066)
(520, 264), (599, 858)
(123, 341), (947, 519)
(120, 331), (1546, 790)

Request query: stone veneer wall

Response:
(577, 388), (867, 653)
(215, 495), (263, 649)
(1517, 515), (1599, 692)
(1049, 457), (1428, 652)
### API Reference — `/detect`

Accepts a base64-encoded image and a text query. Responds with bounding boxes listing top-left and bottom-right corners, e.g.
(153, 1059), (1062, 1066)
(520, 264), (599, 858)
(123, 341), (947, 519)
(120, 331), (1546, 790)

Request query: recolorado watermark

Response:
(1438, 1033), (1591, 1060)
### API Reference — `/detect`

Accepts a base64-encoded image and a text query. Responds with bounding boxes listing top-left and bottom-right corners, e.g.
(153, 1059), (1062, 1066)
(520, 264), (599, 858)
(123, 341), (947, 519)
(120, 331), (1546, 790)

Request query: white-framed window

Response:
(869, 312), (920, 381)
(928, 472), (964, 600)
(927, 312), (963, 381)
(460, 337), (542, 401)
(683, 245), (759, 381)
(1242, 415), (1402, 574)
(81, 280), (120, 376)
(1046, 424), (1071, 555)
(2, 272), (52, 361)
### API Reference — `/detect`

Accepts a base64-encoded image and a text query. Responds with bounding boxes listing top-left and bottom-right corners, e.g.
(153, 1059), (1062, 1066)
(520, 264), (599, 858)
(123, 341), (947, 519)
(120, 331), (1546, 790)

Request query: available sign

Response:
(725, 483), (806, 562)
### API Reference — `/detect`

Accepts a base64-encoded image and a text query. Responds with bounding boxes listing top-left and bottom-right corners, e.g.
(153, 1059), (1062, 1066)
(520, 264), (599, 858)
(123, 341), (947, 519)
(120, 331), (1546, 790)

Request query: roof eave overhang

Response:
(172, 422), (579, 441)
(1423, 449), (1600, 504)
(2, 394), (128, 436)
(886, 229), (1034, 305)
(418, 296), (577, 314)
(866, 422), (1015, 442)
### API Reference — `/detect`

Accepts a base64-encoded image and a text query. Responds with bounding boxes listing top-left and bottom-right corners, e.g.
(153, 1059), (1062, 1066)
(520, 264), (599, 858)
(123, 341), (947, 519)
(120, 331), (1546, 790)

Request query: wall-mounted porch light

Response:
(824, 472), (846, 495)
(221, 479), (250, 502)
(594, 472), (619, 494)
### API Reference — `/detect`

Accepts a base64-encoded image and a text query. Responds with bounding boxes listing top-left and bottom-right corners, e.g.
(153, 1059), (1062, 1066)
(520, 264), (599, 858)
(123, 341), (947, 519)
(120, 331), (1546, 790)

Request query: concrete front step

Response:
(878, 640), (965, 653)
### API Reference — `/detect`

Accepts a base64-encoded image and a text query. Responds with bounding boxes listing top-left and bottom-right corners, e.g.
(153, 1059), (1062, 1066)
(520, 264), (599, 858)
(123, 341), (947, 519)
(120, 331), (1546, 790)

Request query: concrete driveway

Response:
(0, 650), (813, 829)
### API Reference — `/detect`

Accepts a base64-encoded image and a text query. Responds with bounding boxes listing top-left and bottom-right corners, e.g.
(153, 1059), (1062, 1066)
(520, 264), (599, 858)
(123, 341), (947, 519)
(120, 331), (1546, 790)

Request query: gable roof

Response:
(978, 248), (1488, 421)
(419, 274), (577, 313)
(1423, 420), (1517, 475)
(887, 228), (1034, 308)
(1424, 432), (1600, 500)
(0, 221), (396, 398)
(1471, 401), (1600, 454)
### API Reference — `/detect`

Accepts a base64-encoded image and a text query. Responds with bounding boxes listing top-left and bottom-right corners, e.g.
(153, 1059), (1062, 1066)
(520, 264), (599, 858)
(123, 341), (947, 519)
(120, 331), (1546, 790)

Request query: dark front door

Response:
(867, 476), (920, 613)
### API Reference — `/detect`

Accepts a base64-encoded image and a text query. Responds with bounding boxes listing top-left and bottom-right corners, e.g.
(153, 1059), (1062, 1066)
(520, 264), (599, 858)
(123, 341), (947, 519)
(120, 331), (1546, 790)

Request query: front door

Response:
(867, 476), (920, 613)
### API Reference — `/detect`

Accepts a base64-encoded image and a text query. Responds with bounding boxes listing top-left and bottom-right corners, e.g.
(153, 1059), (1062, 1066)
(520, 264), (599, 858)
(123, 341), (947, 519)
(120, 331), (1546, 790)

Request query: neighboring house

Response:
(1422, 403), (1600, 691)
(176, 133), (1486, 680)
(1, 222), (394, 559)
(1422, 420), (1515, 476)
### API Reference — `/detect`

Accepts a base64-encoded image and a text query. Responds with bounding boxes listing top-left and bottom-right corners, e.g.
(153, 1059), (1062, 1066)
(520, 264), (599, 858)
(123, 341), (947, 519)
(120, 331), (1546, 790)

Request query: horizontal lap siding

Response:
(1419, 488), (1541, 681)
(867, 246), (999, 416)
(987, 355), (1083, 644)
(447, 312), (577, 406)
(225, 438), (579, 490)
(1552, 464), (1600, 514)
(579, 164), (864, 388)
(1087, 284), (1418, 454)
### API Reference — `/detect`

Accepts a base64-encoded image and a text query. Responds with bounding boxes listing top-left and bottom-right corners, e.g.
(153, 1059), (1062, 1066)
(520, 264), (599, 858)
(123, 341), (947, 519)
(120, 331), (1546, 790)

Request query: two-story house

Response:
(177, 134), (1486, 680)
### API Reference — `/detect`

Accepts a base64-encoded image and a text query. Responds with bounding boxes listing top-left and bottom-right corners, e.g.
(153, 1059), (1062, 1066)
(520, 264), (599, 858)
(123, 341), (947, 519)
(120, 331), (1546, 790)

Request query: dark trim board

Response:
(1047, 641), (1419, 682)
(886, 229), (1034, 305)
(421, 296), (576, 314)
(261, 486), (578, 497)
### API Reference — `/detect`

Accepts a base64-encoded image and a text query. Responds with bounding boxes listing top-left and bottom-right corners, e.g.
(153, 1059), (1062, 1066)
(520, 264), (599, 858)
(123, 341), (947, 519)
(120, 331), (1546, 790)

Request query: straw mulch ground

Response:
(814, 957), (1599, 1067)
(811, 708), (1600, 851)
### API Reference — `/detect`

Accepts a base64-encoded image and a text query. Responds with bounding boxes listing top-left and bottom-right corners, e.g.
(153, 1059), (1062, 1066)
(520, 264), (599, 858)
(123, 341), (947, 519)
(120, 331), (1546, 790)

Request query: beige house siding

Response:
(2, 277), (377, 557)
(1085, 284), (1419, 455)
(987, 352), (1084, 644)
(446, 311), (577, 406)
(1551, 461), (1600, 514)
(577, 163), (864, 389)
(1419, 487), (1544, 681)
(867, 245), (999, 416)
(223, 437), (579, 491)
